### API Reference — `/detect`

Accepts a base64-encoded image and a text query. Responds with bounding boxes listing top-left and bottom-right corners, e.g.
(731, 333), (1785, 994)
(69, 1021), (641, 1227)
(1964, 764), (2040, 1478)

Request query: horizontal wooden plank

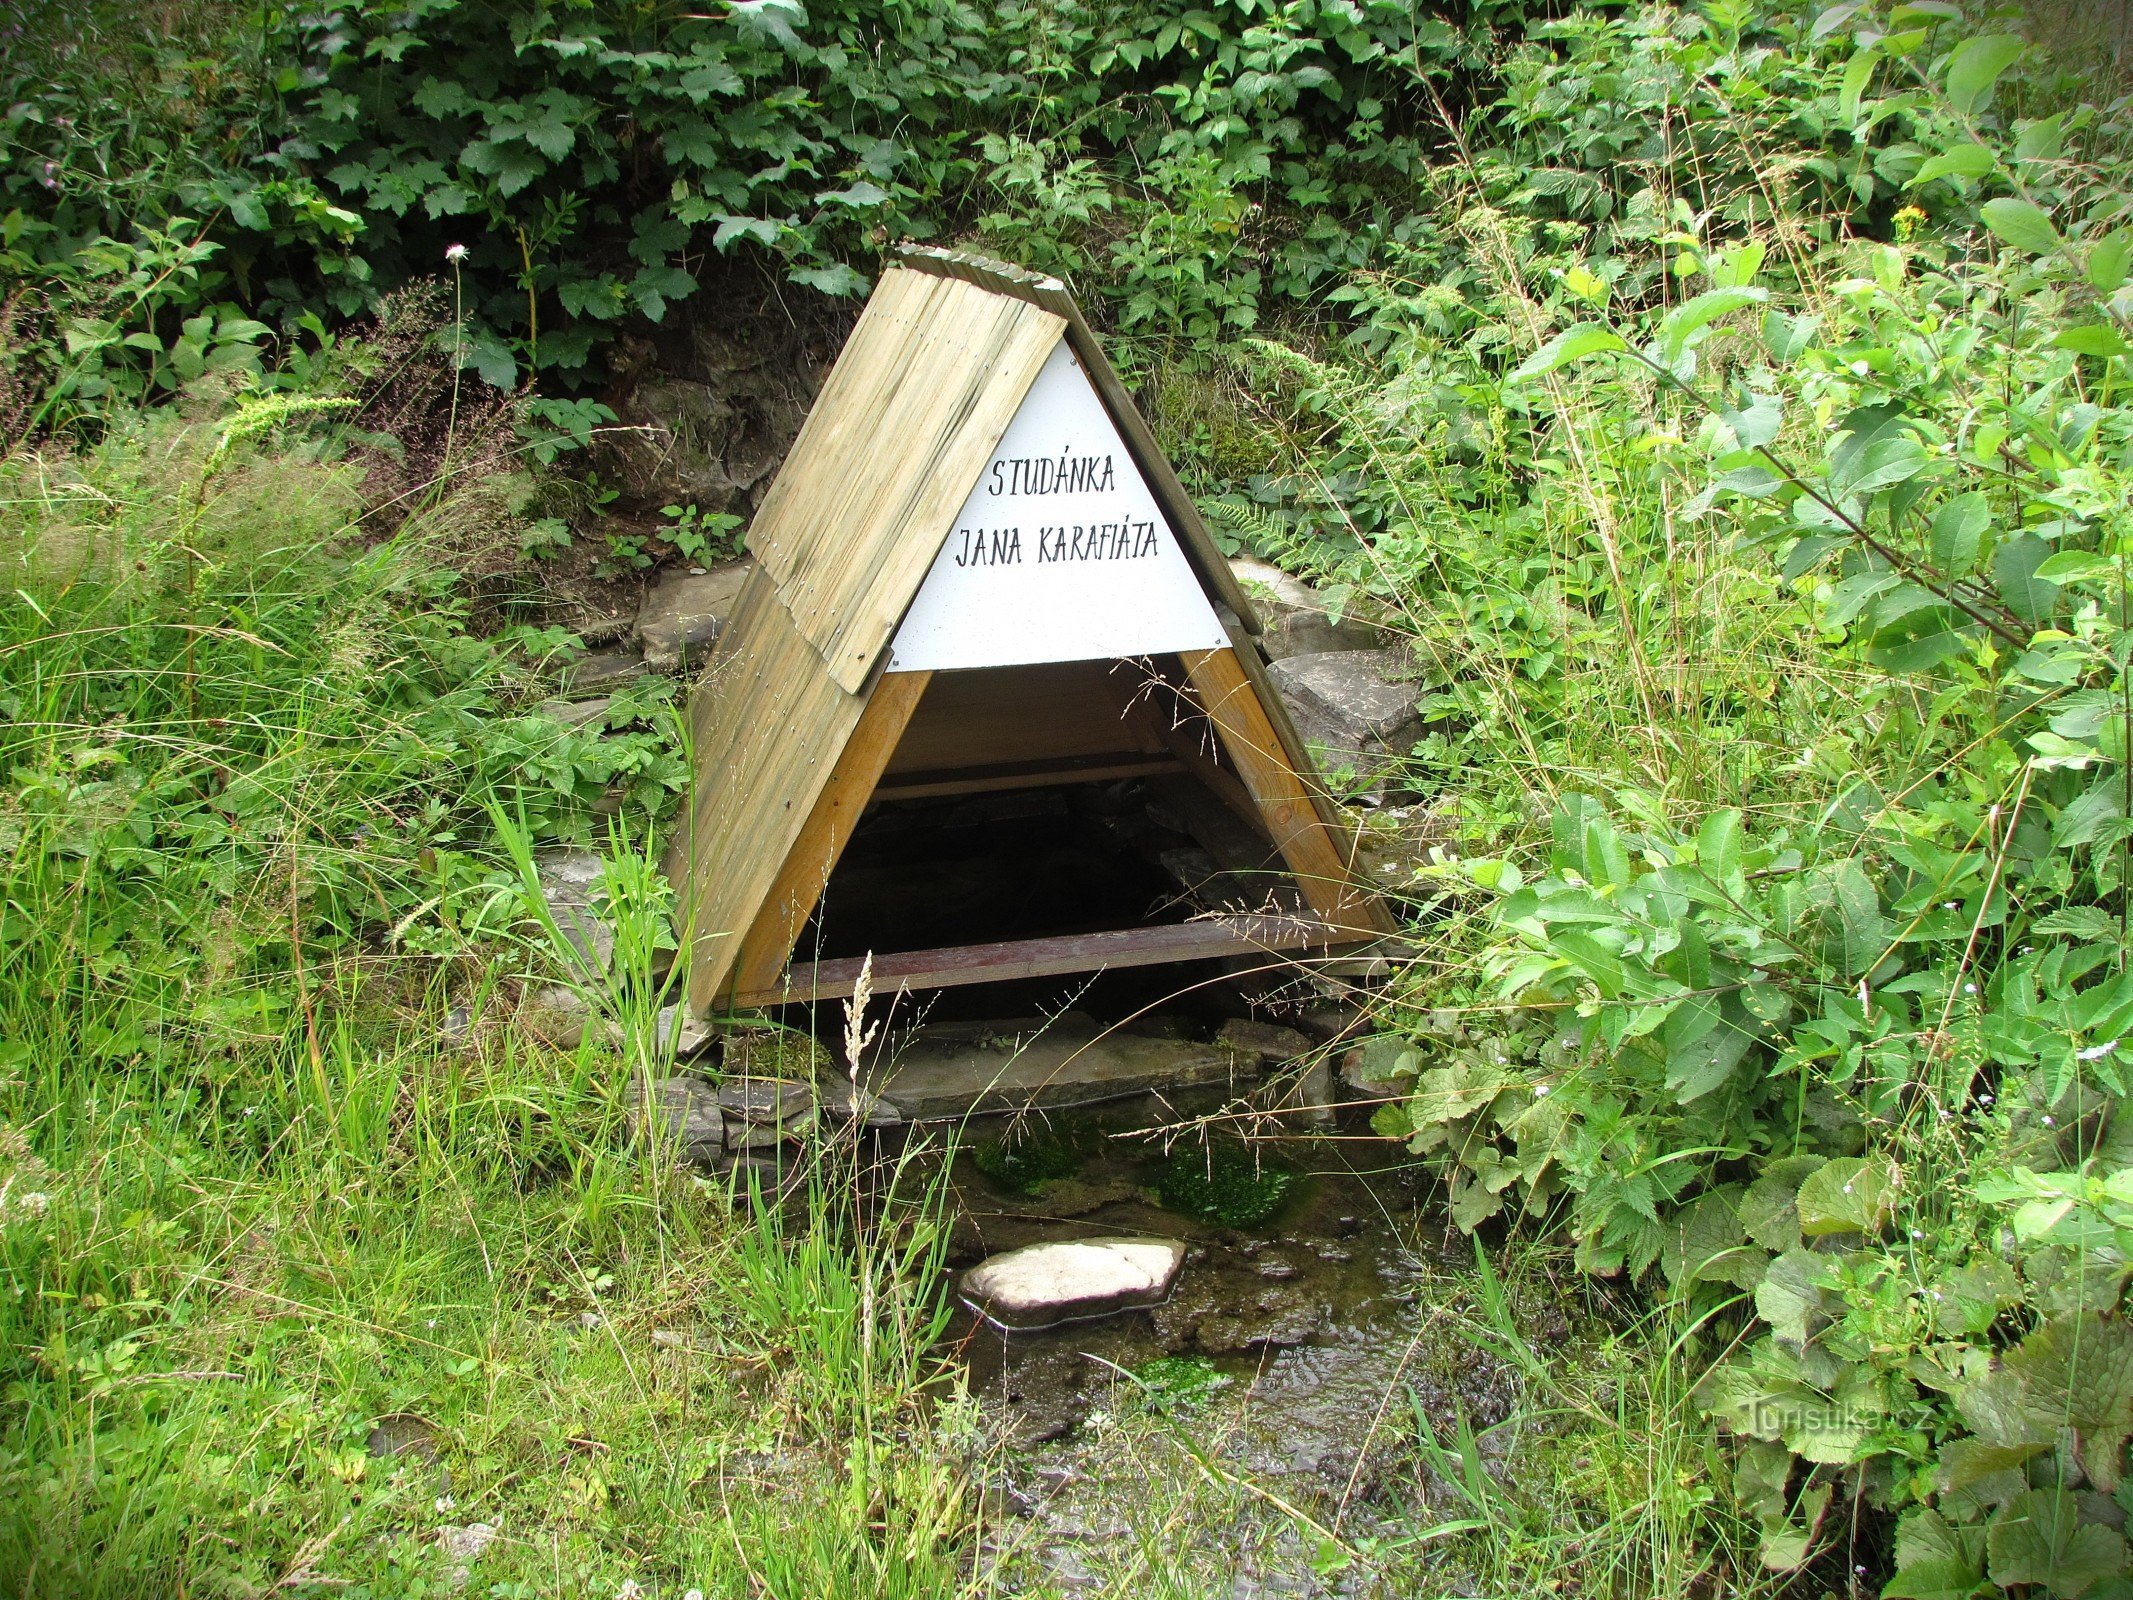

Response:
(871, 752), (1182, 801)
(733, 915), (1360, 1005)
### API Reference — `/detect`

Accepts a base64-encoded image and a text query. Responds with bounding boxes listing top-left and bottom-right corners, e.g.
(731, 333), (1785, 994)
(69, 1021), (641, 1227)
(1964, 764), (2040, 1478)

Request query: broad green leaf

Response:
(1931, 491), (1990, 575)
(1757, 1246), (1836, 1345)
(2032, 550), (2114, 584)
(1722, 392), (1783, 450)
(2017, 112), (2068, 162)
(1659, 287), (1769, 359)
(1840, 48), (1879, 126)
(1698, 808), (1744, 884)
(2089, 231), (2132, 293)
(1909, 142), (1996, 186)
(1667, 1000), (1752, 1102)
(1943, 34), (2024, 115)
(1783, 533), (1844, 581)
(1796, 1156), (1898, 1235)
(1981, 197), (2064, 256)
(1886, 1507), (1988, 1600)
(1510, 323), (1627, 382)
(2054, 325), (2133, 358)
(1994, 534), (2062, 623)
(1987, 1488), (2128, 1595)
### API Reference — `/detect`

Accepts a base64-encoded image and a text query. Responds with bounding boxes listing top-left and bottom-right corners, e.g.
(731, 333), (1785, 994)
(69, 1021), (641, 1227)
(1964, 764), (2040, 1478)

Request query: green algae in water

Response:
(1131, 1354), (1232, 1415)
(970, 1117), (1092, 1195)
(1155, 1141), (1297, 1227)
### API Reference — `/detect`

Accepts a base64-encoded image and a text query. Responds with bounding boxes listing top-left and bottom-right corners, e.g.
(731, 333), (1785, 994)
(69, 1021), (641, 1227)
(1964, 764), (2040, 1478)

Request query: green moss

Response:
(969, 1117), (1093, 1196)
(1155, 1141), (1297, 1228)
(1130, 1354), (1232, 1415)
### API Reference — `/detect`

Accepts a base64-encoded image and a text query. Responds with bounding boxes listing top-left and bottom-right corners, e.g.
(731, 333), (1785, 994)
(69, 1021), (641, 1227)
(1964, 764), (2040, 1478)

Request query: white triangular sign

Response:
(885, 339), (1228, 672)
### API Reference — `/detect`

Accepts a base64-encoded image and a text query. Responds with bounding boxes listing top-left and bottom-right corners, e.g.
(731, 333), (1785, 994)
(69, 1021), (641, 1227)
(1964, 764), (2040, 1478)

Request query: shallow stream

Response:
(929, 1091), (1541, 1596)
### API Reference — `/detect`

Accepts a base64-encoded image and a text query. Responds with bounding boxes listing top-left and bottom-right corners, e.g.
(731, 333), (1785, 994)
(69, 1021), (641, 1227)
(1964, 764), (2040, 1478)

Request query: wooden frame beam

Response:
(1179, 647), (1395, 938)
(721, 670), (933, 1003)
(871, 751), (1181, 801)
(735, 915), (1352, 1006)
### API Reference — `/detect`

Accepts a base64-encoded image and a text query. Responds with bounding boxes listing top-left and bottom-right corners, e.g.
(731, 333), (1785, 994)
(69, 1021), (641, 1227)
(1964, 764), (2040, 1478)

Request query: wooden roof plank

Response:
(745, 266), (1064, 691)
(663, 564), (875, 1009)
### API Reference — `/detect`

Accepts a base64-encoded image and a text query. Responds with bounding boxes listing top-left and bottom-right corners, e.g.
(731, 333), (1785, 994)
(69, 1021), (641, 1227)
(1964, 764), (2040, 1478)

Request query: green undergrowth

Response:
(0, 396), (976, 1596)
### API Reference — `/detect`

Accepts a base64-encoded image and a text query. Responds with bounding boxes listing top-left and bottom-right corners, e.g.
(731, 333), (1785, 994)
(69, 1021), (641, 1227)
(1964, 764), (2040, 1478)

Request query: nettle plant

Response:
(1365, 13), (2133, 1591)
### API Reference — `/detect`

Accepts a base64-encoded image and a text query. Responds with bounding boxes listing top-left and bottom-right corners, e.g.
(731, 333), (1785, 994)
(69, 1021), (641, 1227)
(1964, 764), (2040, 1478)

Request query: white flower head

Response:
(445, 243), (470, 263)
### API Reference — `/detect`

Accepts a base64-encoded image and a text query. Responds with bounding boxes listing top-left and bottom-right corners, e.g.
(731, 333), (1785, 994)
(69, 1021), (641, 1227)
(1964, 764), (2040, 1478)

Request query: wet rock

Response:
(1218, 1018), (1313, 1067)
(1264, 649), (1426, 795)
(635, 560), (751, 674)
(818, 1072), (904, 1127)
(724, 1114), (799, 1152)
(1193, 1299), (1323, 1354)
(533, 849), (614, 969)
(598, 305), (827, 517)
(532, 695), (612, 729)
(1291, 1058), (1339, 1127)
(718, 1075), (815, 1125)
(601, 1002), (715, 1059)
(561, 646), (648, 694)
(1294, 1001), (1369, 1045)
(986, 1176), (1140, 1221)
(1230, 556), (1384, 661)
(879, 1018), (1244, 1120)
(630, 1072), (725, 1166)
(961, 1237), (1187, 1332)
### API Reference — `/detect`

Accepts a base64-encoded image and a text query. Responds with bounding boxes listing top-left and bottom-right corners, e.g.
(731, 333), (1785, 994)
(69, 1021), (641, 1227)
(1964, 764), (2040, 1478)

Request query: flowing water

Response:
(927, 1092), (1546, 1596)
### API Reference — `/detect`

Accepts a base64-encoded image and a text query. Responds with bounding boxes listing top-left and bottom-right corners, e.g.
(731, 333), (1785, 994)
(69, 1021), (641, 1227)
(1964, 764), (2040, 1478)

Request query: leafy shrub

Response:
(1316, 4), (2133, 1587)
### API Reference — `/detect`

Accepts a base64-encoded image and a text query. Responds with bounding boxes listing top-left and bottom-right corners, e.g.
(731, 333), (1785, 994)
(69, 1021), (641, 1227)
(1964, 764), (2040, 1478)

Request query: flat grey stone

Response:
(636, 561), (750, 674)
(1218, 1018), (1313, 1065)
(533, 848), (614, 969)
(602, 1002), (714, 1060)
(818, 1073), (904, 1127)
(1339, 1036), (1420, 1099)
(960, 1237), (1187, 1331)
(1265, 648), (1426, 793)
(1231, 556), (1383, 660)
(717, 1075), (815, 1125)
(630, 1072), (725, 1165)
(877, 1018), (1244, 1120)
(561, 647), (648, 693)
(724, 1115), (796, 1152)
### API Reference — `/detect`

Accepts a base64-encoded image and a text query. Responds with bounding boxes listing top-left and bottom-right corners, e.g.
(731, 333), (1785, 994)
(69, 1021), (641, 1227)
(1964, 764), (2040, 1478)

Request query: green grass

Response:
(0, 400), (979, 1597)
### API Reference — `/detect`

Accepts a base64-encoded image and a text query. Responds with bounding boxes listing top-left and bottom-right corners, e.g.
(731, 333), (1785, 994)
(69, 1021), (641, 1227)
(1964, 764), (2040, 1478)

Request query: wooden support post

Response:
(722, 670), (933, 1003)
(1179, 648), (1394, 938)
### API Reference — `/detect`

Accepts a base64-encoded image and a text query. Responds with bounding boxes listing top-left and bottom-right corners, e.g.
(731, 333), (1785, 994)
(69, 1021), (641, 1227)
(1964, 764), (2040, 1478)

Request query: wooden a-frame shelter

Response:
(667, 246), (1394, 1013)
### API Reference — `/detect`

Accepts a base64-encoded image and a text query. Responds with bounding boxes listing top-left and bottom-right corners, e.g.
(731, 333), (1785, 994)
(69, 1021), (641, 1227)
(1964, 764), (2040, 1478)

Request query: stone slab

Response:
(532, 849), (614, 970)
(630, 1072), (725, 1165)
(635, 560), (752, 674)
(561, 647), (648, 693)
(960, 1236), (1187, 1331)
(1218, 1018), (1313, 1065)
(876, 1019), (1243, 1121)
